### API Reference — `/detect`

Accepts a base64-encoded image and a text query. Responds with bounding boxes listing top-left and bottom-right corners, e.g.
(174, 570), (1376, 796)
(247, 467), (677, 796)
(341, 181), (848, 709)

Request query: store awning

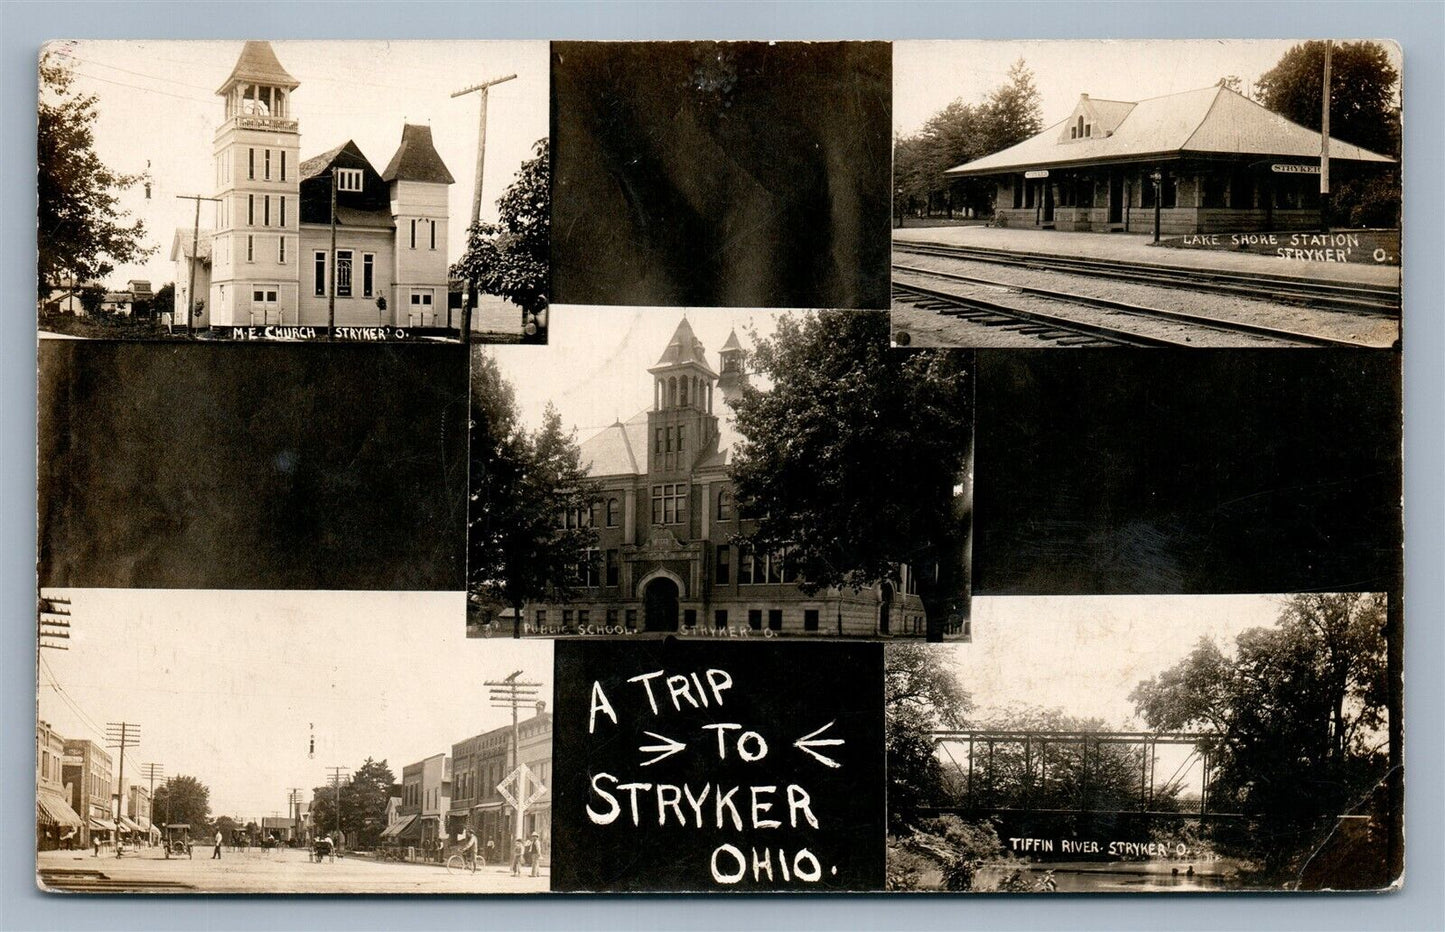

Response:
(89, 819), (114, 833)
(37, 793), (84, 828)
(379, 814), (418, 840)
(118, 816), (145, 834)
(471, 801), (504, 812)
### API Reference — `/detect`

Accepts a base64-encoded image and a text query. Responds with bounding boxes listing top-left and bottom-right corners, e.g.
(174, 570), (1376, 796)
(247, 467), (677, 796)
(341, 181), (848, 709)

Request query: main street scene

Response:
(38, 40), (548, 343)
(467, 307), (973, 641)
(886, 593), (1400, 892)
(891, 40), (1401, 349)
(37, 590), (553, 893)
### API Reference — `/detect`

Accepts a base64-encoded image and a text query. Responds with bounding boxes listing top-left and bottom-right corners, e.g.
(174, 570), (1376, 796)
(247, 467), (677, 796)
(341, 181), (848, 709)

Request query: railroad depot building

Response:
(946, 85), (1394, 235)
(516, 318), (933, 638)
(173, 41), (454, 332)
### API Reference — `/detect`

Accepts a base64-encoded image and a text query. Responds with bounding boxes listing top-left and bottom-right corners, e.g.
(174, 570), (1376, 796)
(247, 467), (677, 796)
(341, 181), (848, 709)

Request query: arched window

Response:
(680, 378), (689, 408)
(1077, 115), (1085, 138)
(717, 489), (733, 521)
(606, 497), (619, 527)
(668, 377), (677, 408)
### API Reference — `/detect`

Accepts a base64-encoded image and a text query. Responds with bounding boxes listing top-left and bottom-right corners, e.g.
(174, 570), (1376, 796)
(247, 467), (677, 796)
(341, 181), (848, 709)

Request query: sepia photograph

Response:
(886, 593), (1401, 892)
(38, 40), (549, 343)
(467, 307), (972, 641)
(36, 590), (554, 893)
(890, 40), (1401, 348)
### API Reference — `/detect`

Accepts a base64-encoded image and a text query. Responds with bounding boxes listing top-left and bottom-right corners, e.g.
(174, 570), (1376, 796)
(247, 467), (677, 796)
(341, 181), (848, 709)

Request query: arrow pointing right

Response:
(638, 731), (687, 767)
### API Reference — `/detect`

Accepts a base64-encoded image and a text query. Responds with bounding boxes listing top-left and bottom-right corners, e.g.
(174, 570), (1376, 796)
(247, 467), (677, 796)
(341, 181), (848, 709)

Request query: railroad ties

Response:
(38, 866), (197, 893)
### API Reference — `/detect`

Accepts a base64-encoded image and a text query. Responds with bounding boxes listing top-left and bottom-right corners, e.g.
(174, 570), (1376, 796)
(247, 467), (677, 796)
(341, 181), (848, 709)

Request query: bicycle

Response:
(444, 851), (480, 875)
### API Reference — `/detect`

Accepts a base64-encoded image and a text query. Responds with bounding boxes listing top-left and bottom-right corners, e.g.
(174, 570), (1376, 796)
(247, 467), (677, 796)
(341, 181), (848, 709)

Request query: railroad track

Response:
(38, 867), (196, 892)
(893, 240), (1401, 315)
(891, 273), (1372, 348)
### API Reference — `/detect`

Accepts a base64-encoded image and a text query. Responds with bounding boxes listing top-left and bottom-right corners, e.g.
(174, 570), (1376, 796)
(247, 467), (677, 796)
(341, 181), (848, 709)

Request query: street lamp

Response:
(1150, 170), (1164, 244)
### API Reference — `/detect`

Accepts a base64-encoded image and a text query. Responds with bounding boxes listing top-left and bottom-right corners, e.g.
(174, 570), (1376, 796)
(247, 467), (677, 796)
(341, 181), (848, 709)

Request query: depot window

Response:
(335, 168), (363, 193)
(314, 252), (326, 296)
(335, 251), (353, 297)
(362, 254), (374, 298)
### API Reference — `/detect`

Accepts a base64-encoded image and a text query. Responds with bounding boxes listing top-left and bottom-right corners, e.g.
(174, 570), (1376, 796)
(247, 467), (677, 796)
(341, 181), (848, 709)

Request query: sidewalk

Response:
(893, 224), (1401, 288)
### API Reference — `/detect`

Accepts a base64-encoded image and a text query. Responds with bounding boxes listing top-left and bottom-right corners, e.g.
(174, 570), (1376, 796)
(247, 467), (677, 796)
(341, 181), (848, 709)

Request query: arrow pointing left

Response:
(639, 731), (687, 766)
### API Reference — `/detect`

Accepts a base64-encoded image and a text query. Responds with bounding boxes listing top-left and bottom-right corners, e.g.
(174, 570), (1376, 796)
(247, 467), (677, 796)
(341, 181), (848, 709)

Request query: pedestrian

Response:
(510, 837), (522, 876)
(484, 838), (495, 866)
(92, 834), (100, 858)
(212, 829), (223, 859)
(528, 831), (542, 877)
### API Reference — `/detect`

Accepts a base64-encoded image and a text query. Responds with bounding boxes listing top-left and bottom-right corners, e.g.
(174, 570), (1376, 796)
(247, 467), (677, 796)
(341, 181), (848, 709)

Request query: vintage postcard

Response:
(890, 40), (1401, 348)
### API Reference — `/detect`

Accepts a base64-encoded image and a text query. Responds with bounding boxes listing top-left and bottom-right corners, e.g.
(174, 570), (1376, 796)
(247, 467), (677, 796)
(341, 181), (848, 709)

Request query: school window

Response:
(606, 608), (619, 627)
(581, 548), (601, 587)
(248, 194), (255, 225)
(677, 426), (685, 453)
(605, 549), (619, 587)
(535, 610), (546, 626)
(335, 251), (353, 297)
(716, 544), (730, 585)
(278, 236), (286, 264)
(738, 546), (754, 585)
(717, 490), (733, 521)
(768, 610), (783, 631)
(335, 168), (363, 192)
(605, 498), (619, 527)
(714, 610), (728, 629)
(363, 254), (374, 297)
(264, 149), (271, 180)
(562, 609), (573, 628)
(654, 429), (663, 456)
(280, 196), (286, 228)
(665, 427), (674, 453)
(804, 609), (819, 632)
(767, 551), (783, 584)
(263, 195), (270, 226)
(314, 252), (326, 296)
(625, 609), (637, 630)
(684, 610), (697, 628)
(578, 609), (590, 626)
(651, 484), (685, 525)
(248, 147), (255, 180)
(246, 235), (254, 262)
(280, 151), (286, 181)
(748, 610), (762, 630)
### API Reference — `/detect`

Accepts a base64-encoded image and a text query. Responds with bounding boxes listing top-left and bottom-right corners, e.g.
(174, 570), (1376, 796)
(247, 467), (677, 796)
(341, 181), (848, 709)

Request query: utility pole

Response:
(451, 72), (517, 344)
(106, 722), (140, 839)
(141, 764), (163, 841)
(287, 787), (304, 844)
(328, 172), (338, 340)
(487, 670), (541, 853)
(1320, 40), (1333, 231)
(175, 195), (220, 337)
(37, 594), (71, 707)
(326, 767), (349, 843)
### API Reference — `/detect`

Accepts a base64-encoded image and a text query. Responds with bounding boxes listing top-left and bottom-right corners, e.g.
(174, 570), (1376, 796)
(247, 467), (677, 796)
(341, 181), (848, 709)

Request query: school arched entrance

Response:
(643, 577), (680, 632)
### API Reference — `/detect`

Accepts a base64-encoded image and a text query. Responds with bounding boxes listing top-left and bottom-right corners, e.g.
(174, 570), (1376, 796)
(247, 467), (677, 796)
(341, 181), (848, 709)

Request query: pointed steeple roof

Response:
(650, 317), (716, 376)
(720, 329), (744, 354)
(217, 41), (298, 95)
(382, 124), (456, 185)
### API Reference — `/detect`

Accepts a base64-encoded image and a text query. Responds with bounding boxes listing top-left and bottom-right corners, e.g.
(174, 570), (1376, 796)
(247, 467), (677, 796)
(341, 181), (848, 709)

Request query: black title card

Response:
(552, 640), (885, 892)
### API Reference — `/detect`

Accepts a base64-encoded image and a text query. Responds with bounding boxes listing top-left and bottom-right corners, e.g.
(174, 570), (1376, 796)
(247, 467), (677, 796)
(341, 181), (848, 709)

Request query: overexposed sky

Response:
(484, 306), (788, 438)
(44, 40), (548, 289)
(893, 39), (1404, 137)
(37, 589), (552, 821)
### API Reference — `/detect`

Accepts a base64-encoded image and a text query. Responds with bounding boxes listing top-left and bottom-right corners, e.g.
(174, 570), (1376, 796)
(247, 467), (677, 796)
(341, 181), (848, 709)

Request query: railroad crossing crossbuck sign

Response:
(496, 763), (548, 811)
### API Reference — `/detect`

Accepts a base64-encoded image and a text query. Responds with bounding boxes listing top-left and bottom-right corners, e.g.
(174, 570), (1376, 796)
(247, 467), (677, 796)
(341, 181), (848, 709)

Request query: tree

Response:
(468, 352), (599, 636)
(78, 284), (105, 316)
(728, 311), (973, 635)
(145, 282), (175, 321)
(977, 59), (1043, 156)
(151, 775), (210, 829)
(309, 758), (396, 847)
(1131, 593), (1389, 874)
(885, 643), (972, 833)
(37, 50), (154, 301)
(1254, 41), (1400, 228)
(451, 138), (549, 340)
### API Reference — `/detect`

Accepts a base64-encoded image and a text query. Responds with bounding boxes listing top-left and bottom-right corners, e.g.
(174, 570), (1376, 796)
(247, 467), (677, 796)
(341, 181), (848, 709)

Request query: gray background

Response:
(4, 2), (1441, 930)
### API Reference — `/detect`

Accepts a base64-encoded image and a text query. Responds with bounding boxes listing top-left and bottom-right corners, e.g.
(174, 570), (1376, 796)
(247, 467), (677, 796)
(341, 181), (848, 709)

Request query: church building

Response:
(946, 85), (1395, 235)
(171, 41), (455, 333)
(519, 318), (934, 638)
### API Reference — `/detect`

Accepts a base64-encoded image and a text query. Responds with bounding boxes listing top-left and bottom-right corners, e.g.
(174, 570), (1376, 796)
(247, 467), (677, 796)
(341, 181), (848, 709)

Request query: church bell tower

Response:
(210, 41), (301, 328)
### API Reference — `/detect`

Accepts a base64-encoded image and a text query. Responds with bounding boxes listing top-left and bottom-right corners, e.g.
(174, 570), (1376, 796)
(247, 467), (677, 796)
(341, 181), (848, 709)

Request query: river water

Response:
(975, 860), (1237, 893)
